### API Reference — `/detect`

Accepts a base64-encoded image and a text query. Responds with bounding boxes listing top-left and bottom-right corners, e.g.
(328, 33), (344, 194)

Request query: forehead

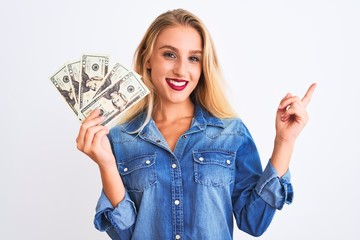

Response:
(155, 26), (203, 51)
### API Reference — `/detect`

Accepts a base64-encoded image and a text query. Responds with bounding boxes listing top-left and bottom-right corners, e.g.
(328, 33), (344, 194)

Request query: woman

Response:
(76, 8), (316, 239)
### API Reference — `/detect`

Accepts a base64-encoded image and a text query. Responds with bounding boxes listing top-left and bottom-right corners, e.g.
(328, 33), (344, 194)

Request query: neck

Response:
(153, 99), (195, 122)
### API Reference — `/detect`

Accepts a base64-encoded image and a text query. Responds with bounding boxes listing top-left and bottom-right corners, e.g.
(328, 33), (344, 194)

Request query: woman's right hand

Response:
(77, 109), (126, 207)
(76, 109), (115, 168)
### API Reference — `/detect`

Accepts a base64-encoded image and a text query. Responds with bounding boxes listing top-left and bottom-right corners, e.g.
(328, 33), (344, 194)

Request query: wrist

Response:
(98, 157), (117, 172)
(271, 136), (295, 177)
(274, 135), (296, 147)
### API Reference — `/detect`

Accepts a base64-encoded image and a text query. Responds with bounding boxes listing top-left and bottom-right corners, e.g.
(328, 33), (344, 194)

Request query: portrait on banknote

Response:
(102, 81), (128, 111)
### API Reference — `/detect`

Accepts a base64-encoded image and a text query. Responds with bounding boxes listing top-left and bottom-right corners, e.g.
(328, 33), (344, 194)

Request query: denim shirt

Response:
(94, 105), (293, 240)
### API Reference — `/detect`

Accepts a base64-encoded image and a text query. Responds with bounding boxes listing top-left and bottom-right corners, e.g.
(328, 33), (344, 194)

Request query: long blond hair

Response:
(119, 8), (236, 131)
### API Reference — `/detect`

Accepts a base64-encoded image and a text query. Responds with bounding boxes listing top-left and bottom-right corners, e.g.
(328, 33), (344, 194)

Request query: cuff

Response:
(255, 161), (294, 210)
(94, 190), (136, 232)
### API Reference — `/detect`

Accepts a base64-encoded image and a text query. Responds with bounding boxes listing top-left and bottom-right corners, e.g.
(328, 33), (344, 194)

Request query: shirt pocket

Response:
(193, 150), (235, 187)
(118, 154), (157, 192)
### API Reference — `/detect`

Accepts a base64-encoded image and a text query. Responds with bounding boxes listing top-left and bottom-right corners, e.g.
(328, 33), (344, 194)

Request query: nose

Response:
(173, 58), (186, 77)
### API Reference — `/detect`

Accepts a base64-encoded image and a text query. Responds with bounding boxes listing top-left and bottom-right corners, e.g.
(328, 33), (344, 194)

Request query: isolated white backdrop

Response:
(1, 0), (359, 239)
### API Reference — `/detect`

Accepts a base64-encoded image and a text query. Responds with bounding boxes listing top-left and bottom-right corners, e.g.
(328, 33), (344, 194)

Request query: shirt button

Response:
(183, 135), (187, 138)
(145, 160), (151, 165)
(199, 157), (204, 162)
(226, 160), (231, 165)
(123, 168), (128, 172)
(156, 139), (161, 143)
(174, 200), (180, 205)
(172, 163), (177, 169)
(175, 234), (181, 239)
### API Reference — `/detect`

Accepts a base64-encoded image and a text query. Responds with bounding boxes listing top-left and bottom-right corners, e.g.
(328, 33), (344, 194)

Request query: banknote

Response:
(79, 71), (150, 127)
(50, 65), (79, 117)
(79, 54), (109, 109)
(93, 62), (129, 97)
(66, 60), (81, 108)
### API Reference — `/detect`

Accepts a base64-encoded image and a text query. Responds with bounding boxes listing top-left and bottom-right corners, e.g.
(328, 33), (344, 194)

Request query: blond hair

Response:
(119, 8), (237, 131)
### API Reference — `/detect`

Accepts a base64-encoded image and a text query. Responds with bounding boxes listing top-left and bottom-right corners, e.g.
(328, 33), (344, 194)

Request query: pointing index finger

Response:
(301, 83), (317, 108)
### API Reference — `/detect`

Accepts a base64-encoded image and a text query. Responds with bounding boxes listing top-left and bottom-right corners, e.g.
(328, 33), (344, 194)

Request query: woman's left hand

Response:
(275, 83), (317, 143)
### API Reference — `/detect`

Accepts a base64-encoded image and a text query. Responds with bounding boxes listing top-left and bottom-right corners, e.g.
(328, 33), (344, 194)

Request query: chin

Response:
(169, 97), (192, 104)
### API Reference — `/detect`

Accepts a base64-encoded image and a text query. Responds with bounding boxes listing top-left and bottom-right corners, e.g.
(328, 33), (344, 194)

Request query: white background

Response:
(1, 0), (359, 239)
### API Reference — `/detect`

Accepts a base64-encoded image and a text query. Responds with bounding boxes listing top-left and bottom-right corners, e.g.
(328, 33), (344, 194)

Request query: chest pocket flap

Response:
(193, 150), (235, 187)
(118, 154), (157, 192)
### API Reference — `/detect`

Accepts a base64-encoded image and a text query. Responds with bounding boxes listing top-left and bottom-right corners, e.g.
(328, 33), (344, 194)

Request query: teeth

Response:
(169, 80), (186, 86)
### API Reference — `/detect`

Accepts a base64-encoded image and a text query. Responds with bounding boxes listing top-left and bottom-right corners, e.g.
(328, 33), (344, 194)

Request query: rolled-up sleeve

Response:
(255, 161), (294, 210)
(94, 190), (137, 233)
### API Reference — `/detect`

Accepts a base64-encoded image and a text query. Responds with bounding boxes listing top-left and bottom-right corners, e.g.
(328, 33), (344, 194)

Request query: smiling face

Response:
(146, 26), (203, 105)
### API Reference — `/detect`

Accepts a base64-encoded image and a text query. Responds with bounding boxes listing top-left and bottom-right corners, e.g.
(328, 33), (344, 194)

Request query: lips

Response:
(166, 78), (188, 91)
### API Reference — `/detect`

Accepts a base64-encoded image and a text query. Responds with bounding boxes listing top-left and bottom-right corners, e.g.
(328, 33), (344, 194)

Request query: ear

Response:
(145, 60), (151, 69)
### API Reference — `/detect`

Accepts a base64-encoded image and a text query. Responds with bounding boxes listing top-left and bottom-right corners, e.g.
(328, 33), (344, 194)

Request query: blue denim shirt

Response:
(94, 105), (293, 239)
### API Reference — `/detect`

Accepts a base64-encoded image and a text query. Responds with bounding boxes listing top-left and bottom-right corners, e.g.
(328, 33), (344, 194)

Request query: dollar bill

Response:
(79, 71), (150, 126)
(93, 62), (129, 97)
(79, 54), (109, 109)
(66, 60), (81, 108)
(50, 65), (79, 117)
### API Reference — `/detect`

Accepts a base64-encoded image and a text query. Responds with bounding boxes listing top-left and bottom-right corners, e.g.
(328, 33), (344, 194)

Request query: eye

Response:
(189, 56), (201, 62)
(163, 51), (176, 59)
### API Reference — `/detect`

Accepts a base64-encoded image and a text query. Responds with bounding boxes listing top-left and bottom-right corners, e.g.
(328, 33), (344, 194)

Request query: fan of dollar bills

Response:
(50, 54), (150, 127)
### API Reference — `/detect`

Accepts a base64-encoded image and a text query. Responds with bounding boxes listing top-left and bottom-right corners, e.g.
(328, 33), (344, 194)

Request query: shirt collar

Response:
(192, 104), (224, 130)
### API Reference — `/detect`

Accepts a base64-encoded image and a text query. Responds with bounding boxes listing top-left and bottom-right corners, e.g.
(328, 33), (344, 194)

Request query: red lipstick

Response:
(166, 78), (188, 91)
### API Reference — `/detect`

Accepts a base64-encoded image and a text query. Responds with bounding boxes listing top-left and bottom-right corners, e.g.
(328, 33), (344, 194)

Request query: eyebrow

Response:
(159, 45), (202, 54)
